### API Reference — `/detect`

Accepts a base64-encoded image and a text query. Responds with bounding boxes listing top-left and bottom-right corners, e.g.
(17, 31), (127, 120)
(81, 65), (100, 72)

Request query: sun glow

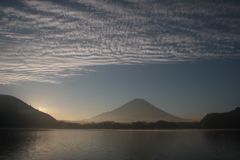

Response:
(38, 107), (47, 112)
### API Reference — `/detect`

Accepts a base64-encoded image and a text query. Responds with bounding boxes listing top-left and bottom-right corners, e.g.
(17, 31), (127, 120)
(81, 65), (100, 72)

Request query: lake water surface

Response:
(0, 129), (240, 160)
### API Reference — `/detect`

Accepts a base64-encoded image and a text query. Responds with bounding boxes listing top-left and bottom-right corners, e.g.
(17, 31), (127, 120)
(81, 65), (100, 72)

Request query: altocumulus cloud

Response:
(0, 0), (239, 84)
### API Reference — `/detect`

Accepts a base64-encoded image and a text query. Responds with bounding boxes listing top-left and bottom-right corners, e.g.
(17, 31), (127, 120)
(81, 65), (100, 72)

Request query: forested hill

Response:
(0, 95), (56, 128)
(200, 107), (240, 129)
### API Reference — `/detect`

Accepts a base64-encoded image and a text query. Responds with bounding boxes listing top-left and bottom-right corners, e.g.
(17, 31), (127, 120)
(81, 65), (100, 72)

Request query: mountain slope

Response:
(200, 107), (240, 128)
(0, 95), (56, 128)
(88, 98), (185, 122)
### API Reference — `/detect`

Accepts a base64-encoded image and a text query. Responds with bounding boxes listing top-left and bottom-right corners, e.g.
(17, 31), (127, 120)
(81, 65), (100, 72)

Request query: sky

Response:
(0, 0), (240, 121)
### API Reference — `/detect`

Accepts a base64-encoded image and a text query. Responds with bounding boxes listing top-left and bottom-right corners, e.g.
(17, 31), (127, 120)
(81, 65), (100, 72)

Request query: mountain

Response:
(87, 98), (185, 122)
(200, 107), (240, 129)
(0, 95), (56, 128)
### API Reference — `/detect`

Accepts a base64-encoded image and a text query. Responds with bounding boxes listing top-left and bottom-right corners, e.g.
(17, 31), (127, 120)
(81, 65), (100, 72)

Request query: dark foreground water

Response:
(0, 129), (240, 160)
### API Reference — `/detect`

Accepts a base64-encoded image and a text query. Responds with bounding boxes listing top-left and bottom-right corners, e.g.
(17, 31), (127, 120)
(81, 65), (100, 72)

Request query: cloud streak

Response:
(0, 0), (239, 84)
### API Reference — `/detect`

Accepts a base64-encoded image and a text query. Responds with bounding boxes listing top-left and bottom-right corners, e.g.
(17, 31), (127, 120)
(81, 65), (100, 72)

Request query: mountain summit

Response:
(88, 98), (185, 122)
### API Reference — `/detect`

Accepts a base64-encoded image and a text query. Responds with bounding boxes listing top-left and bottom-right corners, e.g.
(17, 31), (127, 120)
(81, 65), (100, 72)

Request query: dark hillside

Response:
(0, 95), (56, 128)
(200, 107), (240, 129)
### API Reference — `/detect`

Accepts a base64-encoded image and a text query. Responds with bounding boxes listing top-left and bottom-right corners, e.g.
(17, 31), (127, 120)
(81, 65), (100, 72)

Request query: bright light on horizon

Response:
(38, 107), (47, 112)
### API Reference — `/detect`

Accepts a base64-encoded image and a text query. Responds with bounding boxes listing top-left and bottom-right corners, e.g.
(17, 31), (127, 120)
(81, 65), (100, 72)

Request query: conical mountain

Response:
(88, 98), (184, 122)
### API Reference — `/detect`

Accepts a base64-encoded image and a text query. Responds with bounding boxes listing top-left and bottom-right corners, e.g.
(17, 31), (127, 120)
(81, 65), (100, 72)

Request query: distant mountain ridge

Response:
(0, 95), (56, 128)
(1, 94), (240, 129)
(87, 98), (185, 122)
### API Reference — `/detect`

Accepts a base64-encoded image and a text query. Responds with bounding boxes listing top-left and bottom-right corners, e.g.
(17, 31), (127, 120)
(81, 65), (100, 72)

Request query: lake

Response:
(0, 129), (240, 160)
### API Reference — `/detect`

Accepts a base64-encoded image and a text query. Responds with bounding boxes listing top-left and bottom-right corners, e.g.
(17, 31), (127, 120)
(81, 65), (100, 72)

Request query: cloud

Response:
(0, 0), (239, 84)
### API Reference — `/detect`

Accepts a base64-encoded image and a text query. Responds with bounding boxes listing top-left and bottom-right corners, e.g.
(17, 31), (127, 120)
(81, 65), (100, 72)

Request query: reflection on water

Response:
(0, 129), (240, 160)
(203, 130), (240, 159)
